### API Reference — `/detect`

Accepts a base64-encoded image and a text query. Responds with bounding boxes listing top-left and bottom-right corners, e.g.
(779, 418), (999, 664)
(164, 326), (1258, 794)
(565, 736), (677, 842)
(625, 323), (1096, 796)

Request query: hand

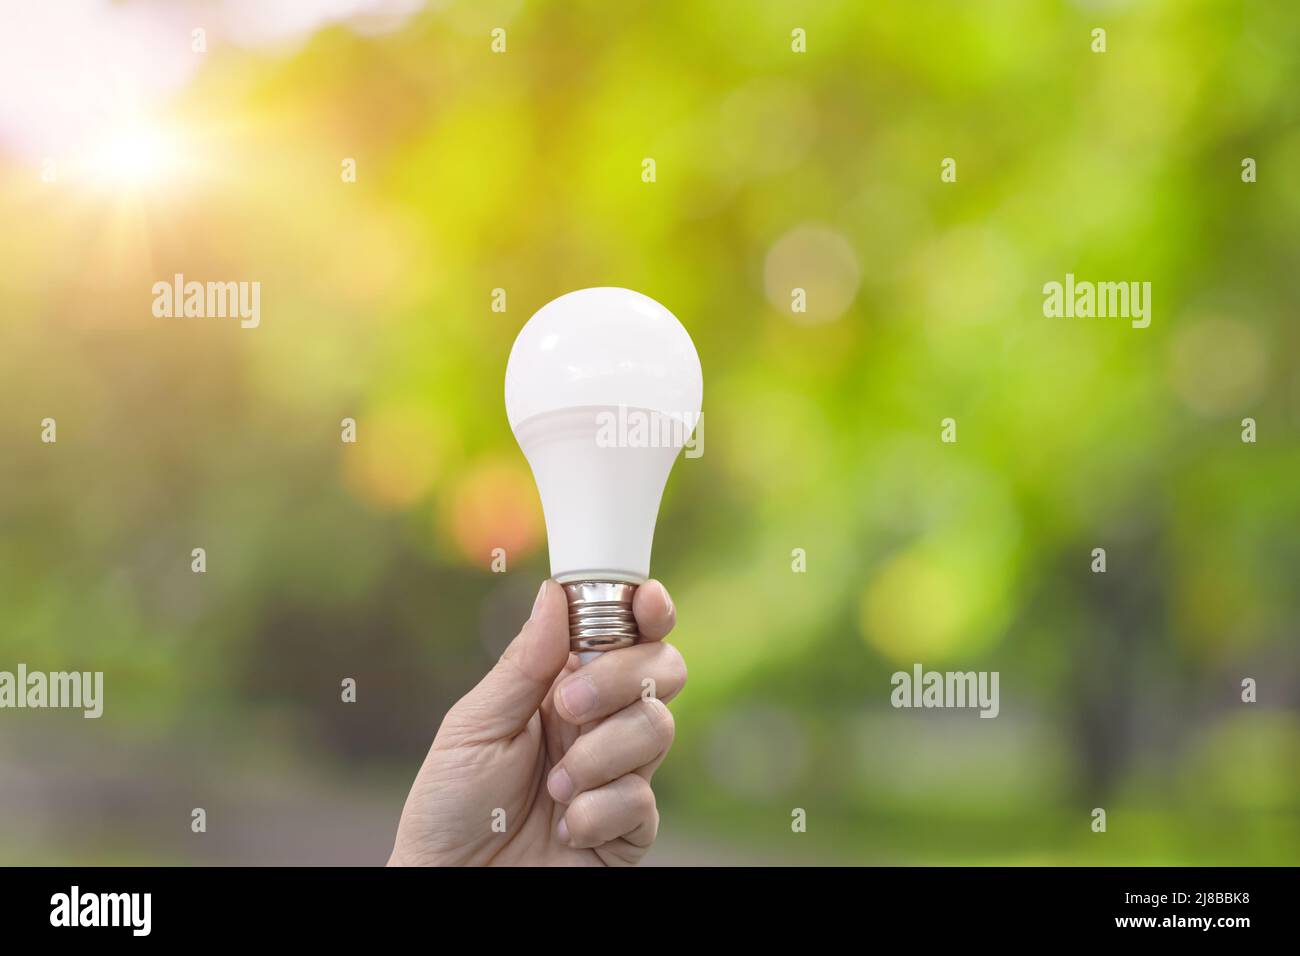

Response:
(389, 578), (685, 866)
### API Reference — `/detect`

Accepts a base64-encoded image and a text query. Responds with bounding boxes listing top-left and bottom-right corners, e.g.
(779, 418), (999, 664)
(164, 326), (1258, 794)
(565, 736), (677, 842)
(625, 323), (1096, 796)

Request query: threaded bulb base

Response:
(562, 580), (639, 653)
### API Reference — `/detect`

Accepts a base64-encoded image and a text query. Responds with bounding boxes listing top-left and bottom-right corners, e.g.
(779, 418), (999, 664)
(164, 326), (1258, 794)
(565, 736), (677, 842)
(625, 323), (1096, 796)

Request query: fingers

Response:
(438, 580), (570, 744)
(552, 639), (687, 725)
(546, 581), (680, 861)
(557, 773), (659, 850)
(632, 579), (676, 642)
(547, 697), (675, 802)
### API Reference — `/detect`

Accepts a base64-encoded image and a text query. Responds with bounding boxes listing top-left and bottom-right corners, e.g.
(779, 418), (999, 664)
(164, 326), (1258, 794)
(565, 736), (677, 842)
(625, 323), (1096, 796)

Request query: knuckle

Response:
(660, 642), (688, 691)
(565, 797), (601, 844)
(644, 803), (660, 840)
(565, 739), (600, 787)
(628, 778), (657, 818)
(623, 780), (659, 843)
(638, 697), (675, 748)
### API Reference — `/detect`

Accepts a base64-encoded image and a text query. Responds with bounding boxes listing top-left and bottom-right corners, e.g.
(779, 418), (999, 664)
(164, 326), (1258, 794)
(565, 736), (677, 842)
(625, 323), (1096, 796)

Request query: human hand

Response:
(389, 578), (685, 866)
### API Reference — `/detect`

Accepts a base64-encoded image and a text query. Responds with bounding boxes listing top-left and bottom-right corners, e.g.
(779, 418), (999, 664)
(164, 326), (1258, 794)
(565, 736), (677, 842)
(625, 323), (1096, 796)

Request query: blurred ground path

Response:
(0, 730), (771, 866)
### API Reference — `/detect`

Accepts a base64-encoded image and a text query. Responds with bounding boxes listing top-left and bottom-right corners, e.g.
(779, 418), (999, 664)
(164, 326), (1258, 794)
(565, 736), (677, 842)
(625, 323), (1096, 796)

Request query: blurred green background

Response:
(1, 0), (1298, 865)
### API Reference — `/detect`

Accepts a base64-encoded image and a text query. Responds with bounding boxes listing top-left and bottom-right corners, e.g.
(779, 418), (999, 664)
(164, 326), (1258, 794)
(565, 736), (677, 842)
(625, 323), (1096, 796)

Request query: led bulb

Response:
(505, 288), (703, 655)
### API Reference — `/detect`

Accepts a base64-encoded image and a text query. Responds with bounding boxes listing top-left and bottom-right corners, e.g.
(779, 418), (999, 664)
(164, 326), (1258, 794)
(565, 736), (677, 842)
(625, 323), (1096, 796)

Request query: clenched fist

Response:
(389, 578), (685, 866)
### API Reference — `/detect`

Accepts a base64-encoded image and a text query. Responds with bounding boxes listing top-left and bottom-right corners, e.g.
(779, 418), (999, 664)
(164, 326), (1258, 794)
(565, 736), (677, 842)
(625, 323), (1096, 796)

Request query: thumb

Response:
(443, 579), (570, 742)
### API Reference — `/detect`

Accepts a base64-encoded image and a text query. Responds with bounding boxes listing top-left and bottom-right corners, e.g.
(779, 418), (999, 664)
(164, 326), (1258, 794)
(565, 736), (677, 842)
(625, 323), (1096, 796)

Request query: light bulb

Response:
(505, 288), (703, 656)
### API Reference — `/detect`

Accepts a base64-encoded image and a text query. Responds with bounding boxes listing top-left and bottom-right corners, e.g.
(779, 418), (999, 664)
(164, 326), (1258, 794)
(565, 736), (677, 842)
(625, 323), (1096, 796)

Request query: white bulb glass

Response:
(505, 287), (702, 587)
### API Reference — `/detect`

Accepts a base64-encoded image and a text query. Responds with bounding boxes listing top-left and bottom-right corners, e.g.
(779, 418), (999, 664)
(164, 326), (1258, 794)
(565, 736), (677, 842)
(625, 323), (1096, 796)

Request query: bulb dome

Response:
(505, 287), (702, 428)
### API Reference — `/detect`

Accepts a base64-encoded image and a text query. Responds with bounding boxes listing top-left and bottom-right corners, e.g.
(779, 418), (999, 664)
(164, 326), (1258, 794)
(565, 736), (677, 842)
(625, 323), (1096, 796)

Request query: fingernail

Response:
(653, 580), (674, 617)
(530, 581), (548, 620)
(559, 676), (597, 719)
(556, 817), (570, 844)
(548, 767), (574, 803)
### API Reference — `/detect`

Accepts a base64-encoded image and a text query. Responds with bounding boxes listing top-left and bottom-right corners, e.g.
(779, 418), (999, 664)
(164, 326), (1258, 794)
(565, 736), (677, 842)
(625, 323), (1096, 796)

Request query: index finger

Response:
(632, 579), (675, 642)
(552, 640), (687, 725)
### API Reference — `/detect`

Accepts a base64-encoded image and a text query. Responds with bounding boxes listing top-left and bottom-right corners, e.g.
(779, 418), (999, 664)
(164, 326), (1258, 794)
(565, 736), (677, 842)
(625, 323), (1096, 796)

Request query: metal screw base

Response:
(562, 580), (639, 653)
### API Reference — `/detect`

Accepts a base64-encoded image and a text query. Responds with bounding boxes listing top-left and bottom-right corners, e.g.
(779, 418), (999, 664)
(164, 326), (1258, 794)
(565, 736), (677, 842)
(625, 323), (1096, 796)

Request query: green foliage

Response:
(1, 0), (1297, 864)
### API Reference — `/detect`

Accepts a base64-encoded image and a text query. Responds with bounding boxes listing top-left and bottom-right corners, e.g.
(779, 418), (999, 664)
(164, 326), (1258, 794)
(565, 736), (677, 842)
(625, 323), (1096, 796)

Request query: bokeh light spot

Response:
(1169, 316), (1268, 417)
(445, 459), (543, 568)
(342, 407), (445, 510)
(763, 224), (861, 323)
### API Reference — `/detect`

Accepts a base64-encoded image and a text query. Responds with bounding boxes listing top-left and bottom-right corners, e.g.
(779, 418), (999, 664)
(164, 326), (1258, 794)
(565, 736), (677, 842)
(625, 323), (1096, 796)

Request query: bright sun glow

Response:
(85, 120), (182, 187)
